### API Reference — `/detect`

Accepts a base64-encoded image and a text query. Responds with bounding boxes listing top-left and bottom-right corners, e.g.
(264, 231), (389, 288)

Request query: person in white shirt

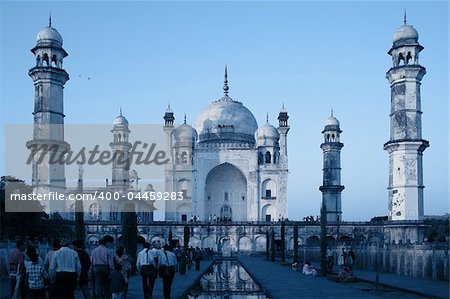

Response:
(158, 244), (177, 299)
(136, 242), (158, 299)
(49, 238), (81, 299)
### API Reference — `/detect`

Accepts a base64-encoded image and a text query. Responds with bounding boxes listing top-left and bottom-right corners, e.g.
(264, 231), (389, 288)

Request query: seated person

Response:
(302, 261), (317, 276)
(291, 262), (298, 271)
(338, 265), (352, 277)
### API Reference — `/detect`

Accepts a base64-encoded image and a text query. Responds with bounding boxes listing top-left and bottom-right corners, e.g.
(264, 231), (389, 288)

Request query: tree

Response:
(281, 221), (286, 262)
(122, 203), (138, 271)
(0, 176), (48, 239)
(424, 218), (450, 242)
(265, 230), (270, 259)
(46, 212), (75, 239)
(293, 222), (299, 263)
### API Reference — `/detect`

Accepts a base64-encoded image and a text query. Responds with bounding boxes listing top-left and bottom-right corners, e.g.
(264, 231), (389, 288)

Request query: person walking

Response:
(91, 237), (114, 299)
(347, 249), (356, 275)
(49, 238), (81, 299)
(158, 245), (177, 299)
(25, 251), (48, 299)
(114, 246), (132, 297)
(44, 239), (60, 298)
(110, 263), (126, 299)
(9, 240), (25, 298)
(136, 242), (158, 299)
(73, 239), (92, 299)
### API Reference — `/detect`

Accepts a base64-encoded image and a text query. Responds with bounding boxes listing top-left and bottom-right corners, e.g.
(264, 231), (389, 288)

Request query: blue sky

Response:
(0, 1), (448, 221)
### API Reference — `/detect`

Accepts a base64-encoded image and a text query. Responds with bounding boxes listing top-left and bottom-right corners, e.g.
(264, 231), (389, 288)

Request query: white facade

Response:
(164, 70), (289, 222)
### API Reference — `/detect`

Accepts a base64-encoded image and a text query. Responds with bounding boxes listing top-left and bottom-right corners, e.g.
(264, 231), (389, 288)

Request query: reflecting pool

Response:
(185, 259), (270, 299)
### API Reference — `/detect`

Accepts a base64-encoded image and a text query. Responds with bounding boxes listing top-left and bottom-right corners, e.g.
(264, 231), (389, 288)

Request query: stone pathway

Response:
(241, 256), (450, 299)
(353, 268), (449, 299)
(0, 261), (213, 299)
(239, 256), (380, 298)
(125, 261), (213, 299)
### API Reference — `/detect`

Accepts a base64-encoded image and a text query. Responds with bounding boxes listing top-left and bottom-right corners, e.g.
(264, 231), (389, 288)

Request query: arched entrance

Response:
(220, 205), (232, 220)
(262, 204), (277, 222)
(205, 163), (247, 221)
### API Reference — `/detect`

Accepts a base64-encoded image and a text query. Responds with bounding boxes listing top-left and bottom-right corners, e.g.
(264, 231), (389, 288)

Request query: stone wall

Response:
(300, 243), (449, 281)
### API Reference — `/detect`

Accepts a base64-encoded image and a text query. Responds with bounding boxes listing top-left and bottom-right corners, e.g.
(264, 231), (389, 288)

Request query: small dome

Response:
(145, 184), (154, 191)
(393, 24), (419, 43)
(113, 115), (129, 126)
(36, 26), (63, 46)
(174, 123), (197, 140)
(256, 123), (280, 140)
(325, 116), (340, 127)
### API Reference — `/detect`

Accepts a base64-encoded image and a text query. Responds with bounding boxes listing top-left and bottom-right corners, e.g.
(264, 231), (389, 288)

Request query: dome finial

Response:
(184, 113), (187, 124)
(404, 9), (407, 25)
(223, 65), (229, 96)
(266, 113), (269, 124)
(49, 12), (52, 27)
(331, 107), (334, 117)
(120, 107), (123, 116)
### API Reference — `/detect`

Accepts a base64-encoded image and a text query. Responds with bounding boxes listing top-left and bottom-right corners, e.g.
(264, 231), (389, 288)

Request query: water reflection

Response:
(186, 259), (269, 299)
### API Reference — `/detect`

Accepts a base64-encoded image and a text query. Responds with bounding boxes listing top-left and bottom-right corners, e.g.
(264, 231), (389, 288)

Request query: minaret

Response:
(163, 104), (176, 220)
(26, 18), (70, 214)
(110, 109), (131, 189)
(277, 104), (290, 161)
(384, 15), (428, 220)
(319, 111), (344, 222)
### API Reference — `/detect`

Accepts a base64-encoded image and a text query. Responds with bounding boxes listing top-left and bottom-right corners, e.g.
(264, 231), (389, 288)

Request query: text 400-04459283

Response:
(127, 191), (184, 201)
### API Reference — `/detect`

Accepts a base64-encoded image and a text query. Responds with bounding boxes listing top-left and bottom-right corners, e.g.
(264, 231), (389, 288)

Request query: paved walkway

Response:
(126, 260), (213, 299)
(353, 268), (449, 299)
(239, 256), (380, 298)
(1, 261), (213, 299)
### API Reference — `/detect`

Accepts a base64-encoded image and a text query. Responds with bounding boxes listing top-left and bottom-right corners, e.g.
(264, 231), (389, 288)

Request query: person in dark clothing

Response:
(137, 242), (158, 299)
(73, 239), (92, 299)
(9, 240), (25, 298)
(158, 245), (177, 299)
(110, 263), (126, 299)
(194, 247), (201, 271)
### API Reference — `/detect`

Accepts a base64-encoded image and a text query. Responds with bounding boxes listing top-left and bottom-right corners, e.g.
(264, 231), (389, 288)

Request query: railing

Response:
(80, 219), (430, 227)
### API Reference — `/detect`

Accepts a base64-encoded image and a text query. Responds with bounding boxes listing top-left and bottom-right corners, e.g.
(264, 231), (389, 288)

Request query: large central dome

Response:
(196, 96), (258, 144)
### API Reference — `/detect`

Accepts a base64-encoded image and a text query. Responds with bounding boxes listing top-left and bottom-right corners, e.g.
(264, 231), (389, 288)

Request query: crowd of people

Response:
(290, 247), (356, 278)
(302, 215), (320, 222)
(8, 237), (215, 299)
(8, 237), (134, 299)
